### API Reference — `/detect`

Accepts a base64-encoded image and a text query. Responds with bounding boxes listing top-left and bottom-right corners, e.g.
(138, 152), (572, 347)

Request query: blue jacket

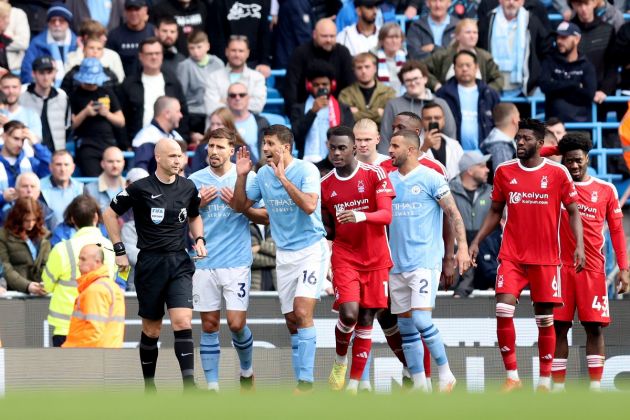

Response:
(436, 78), (500, 146)
(0, 145), (52, 207)
(21, 30), (78, 85)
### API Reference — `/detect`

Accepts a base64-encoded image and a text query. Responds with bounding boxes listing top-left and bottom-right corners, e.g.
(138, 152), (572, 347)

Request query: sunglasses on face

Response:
(228, 93), (247, 98)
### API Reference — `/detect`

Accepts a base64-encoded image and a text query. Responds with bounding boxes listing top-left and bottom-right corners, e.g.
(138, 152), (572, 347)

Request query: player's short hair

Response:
(354, 118), (378, 133)
(153, 96), (178, 116)
(558, 132), (593, 155)
(326, 125), (355, 143)
(187, 29), (209, 45)
(157, 16), (178, 28)
(139, 37), (162, 53)
(65, 195), (101, 229)
(391, 129), (420, 148)
(421, 102), (444, 115)
(264, 124), (293, 147)
(3, 120), (26, 135)
(353, 52), (377, 67)
(306, 60), (335, 82)
(453, 49), (478, 65)
(518, 118), (546, 141)
(398, 60), (428, 84)
(546, 117), (564, 127)
(492, 103), (518, 127)
(208, 127), (236, 147)
(78, 19), (106, 38)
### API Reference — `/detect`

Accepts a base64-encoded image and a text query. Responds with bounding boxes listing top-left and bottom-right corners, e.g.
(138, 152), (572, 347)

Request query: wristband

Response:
(352, 211), (367, 223)
(113, 242), (126, 256)
(195, 236), (206, 245)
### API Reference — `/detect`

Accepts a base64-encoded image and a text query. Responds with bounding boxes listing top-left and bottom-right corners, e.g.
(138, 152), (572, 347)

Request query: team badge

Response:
(541, 176), (548, 189)
(178, 208), (188, 223)
(411, 185), (421, 195)
(112, 189), (128, 204)
(591, 191), (598, 203)
(357, 180), (365, 193)
(497, 274), (504, 288)
(151, 208), (165, 224)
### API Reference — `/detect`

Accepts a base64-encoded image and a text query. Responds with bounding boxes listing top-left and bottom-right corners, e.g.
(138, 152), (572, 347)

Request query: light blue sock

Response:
(231, 326), (253, 372)
(361, 351), (372, 381)
(297, 326), (317, 383)
(412, 310), (447, 366)
(398, 317), (424, 374)
(290, 333), (300, 380)
(200, 331), (220, 384)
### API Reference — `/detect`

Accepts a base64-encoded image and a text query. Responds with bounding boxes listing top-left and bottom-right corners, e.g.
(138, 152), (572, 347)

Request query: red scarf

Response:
(328, 95), (341, 127)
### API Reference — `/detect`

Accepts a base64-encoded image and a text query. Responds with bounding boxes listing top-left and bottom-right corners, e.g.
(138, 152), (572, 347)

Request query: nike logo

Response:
(151, 194), (162, 199)
(181, 353), (193, 357)
(142, 361), (153, 365)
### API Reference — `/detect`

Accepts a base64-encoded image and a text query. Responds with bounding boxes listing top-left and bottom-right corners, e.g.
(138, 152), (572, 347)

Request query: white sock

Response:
(426, 377), (433, 392)
(335, 354), (348, 365)
(207, 382), (219, 391)
(538, 376), (551, 389)
(402, 366), (410, 378)
(507, 369), (520, 381)
(590, 381), (601, 391)
(552, 382), (565, 392)
(241, 367), (254, 378)
(346, 379), (359, 391)
(359, 380), (372, 391)
(437, 362), (453, 380)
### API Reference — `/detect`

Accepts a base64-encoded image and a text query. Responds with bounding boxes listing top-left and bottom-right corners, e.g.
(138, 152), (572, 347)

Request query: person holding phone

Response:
(420, 102), (464, 180)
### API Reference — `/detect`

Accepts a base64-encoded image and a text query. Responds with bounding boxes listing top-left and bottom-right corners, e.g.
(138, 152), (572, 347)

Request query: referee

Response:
(103, 138), (207, 392)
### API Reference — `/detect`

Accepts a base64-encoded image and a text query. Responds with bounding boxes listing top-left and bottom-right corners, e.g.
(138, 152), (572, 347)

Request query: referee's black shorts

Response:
(135, 249), (195, 320)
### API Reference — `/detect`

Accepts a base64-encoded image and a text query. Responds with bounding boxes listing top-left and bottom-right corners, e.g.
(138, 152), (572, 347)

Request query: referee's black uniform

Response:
(110, 172), (201, 390)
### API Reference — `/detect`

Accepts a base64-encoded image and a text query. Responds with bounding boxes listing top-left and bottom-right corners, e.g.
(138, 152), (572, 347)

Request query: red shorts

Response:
(555, 266), (610, 325)
(496, 260), (562, 304)
(332, 266), (389, 310)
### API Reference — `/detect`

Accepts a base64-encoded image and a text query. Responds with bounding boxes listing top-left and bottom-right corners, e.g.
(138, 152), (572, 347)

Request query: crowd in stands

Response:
(1, 0), (630, 301)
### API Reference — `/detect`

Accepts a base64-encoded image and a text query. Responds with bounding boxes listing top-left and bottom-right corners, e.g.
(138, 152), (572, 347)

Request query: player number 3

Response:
(301, 270), (317, 285)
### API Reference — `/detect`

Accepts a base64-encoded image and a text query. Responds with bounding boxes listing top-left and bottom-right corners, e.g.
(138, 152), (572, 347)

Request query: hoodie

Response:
(479, 127), (516, 172)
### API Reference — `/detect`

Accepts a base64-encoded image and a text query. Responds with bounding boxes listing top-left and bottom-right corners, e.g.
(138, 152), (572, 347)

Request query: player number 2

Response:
(419, 279), (429, 294)
(301, 271), (317, 285)
(592, 296), (609, 317)
(238, 283), (246, 298)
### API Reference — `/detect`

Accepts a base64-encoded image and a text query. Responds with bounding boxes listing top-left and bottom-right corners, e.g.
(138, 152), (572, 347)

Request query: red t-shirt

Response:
(321, 162), (396, 270)
(491, 159), (577, 265)
(560, 177), (626, 272)
(380, 154), (448, 180)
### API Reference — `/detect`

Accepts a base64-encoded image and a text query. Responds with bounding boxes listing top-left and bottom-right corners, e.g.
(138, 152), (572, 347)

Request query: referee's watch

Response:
(195, 236), (206, 245)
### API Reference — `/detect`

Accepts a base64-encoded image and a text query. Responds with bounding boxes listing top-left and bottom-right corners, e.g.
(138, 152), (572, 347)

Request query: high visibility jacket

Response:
(42, 227), (115, 336)
(63, 265), (125, 348)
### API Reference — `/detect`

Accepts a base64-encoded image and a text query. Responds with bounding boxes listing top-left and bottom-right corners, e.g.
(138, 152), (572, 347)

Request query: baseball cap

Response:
(555, 21), (581, 37)
(125, 0), (147, 8)
(355, 0), (384, 7)
(47, 2), (73, 24)
(32, 56), (55, 72)
(459, 151), (491, 173)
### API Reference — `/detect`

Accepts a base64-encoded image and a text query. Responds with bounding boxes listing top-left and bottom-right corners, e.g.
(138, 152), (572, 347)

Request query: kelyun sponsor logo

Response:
(334, 199), (369, 213)
(509, 191), (549, 204)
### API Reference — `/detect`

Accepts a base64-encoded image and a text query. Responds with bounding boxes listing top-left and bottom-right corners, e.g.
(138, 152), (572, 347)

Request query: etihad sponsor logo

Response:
(334, 198), (369, 213)
(508, 191), (549, 204)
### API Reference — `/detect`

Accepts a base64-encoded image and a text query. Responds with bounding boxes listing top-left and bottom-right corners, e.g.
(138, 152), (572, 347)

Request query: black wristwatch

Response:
(195, 236), (206, 245)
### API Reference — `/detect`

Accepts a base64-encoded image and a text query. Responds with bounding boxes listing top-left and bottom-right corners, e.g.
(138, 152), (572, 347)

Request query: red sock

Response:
(350, 327), (372, 380)
(586, 355), (605, 381)
(536, 315), (555, 377)
(335, 319), (355, 358)
(382, 325), (406, 366)
(496, 303), (517, 371)
(423, 341), (431, 378)
(551, 358), (567, 384)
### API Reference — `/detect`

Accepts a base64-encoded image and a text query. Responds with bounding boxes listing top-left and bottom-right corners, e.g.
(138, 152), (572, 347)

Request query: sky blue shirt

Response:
(236, 114), (259, 162)
(40, 176), (84, 230)
(246, 159), (325, 251)
(458, 84), (479, 150)
(87, 0), (111, 27)
(389, 165), (450, 273)
(189, 165), (258, 269)
(428, 15), (450, 47)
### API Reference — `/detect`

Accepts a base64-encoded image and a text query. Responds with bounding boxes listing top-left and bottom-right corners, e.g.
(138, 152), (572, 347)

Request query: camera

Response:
(315, 87), (329, 98)
(428, 122), (439, 132)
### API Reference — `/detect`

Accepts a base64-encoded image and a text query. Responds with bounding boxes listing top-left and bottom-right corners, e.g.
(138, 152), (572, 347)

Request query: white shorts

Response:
(389, 268), (440, 314)
(192, 267), (251, 312)
(276, 237), (330, 314)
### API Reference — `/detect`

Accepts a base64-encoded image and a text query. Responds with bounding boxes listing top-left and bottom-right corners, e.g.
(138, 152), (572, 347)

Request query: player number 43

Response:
(592, 295), (610, 317)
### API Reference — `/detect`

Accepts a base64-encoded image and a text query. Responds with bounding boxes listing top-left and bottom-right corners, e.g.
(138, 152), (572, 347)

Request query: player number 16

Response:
(301, 270), (317, 285)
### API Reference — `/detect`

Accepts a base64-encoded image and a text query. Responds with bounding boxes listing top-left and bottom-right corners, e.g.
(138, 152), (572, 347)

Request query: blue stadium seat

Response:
(261, 112), (290, 128)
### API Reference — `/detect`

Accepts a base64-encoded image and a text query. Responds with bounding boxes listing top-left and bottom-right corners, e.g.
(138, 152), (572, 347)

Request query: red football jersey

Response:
(380, 153), (448, 180)
(321, 162), (396, 270)
(560, 177), (624, 272)
(492, 159), (577, 265)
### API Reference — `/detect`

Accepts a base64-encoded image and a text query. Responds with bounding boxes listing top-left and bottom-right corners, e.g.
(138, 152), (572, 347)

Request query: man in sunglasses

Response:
(226, 82), (269, 164)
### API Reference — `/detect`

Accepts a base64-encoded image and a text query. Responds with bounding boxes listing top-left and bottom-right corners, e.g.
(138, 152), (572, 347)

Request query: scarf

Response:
(46, 30), (72, 88)
(490, 6), (528, 85)
(302, 95), (342, 162)
(0, 153), (33, 191)
(377, 48), (406, 85)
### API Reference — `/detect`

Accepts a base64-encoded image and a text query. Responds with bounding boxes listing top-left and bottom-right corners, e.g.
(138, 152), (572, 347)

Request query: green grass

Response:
(1, 386), (629, 420)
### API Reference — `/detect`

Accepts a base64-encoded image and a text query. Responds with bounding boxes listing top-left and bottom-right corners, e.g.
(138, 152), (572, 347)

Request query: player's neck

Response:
(519, 155), (543, 169)
(357, 152), (377, 165)
(210, 161), (232, 177)
(399, 161), (419, 176)
(336, 158), (358, 178)
(575, 173), (590, 183)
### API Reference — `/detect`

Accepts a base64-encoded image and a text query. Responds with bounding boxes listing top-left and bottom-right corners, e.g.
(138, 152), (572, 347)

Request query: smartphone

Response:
(92, 100), (102, 109)
(428, 122), (439, 132)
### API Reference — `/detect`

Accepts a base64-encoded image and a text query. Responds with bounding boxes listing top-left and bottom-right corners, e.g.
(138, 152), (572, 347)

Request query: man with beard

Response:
(336, 0), (380, 56)
(155, 17), (185, 76)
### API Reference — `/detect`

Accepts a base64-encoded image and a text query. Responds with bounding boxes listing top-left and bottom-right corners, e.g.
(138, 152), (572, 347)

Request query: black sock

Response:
(139, 332), (159, 390)
(174, 329), (195, 388)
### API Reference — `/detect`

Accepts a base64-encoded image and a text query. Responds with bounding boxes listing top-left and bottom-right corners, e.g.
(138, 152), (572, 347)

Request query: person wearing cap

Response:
(336, 0), (382, 56)
(448, 150), (496, 297)
(540, 21), (596, 123)
(19, 56), (70, 152)
(20, 2), (78, 87)
(407, 0), (460, 61)
(70, 58), (125, 176)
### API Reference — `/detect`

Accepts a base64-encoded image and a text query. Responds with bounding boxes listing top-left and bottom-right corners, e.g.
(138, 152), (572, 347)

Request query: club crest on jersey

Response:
(497, 275), (504, 288)
(591, 191), (598, 203)
(411, 185), (422, 195)
(178, 208), (187, 223)
(541, 176), (548, 189)
(357, 180), (365, 193)
(151, 208), (165, 224)
(112, 189), (128, 204)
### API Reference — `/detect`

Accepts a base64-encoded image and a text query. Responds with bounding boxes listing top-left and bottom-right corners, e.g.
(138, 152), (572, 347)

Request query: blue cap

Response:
(73, 58), (110, 86)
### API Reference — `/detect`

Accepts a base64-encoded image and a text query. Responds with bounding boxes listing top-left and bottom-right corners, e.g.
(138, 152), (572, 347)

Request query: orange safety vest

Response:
(63, 265), (125, 348)
(618, 101), (630, 172)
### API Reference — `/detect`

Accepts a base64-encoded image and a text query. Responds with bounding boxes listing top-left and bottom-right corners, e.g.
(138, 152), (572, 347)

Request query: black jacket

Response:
(539, 53), (597, 122)
(572, 17), (617, 95)
(436, 78), (500, 143)
(612, 21), (630, 90)
(150, 0), (207, 56)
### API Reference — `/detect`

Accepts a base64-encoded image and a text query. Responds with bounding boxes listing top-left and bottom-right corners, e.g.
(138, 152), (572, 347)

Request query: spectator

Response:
(9, 0), (51, 38)
(118, 37), (189, 145)
(353, 118), (390, 165)
(64, 19), (125, 86)
(49, 191), (109, 246)
(62, 243), (125, 348)
(336, 0), (380, 56)
(0, 2), (11, 77)
(540, 21), (597, 123)
(177, 30), (224, 144)
(612, 20), (630, 93)
(339, 52), (396, 126)
(477, 0), (552, 32)
(0, 197), (50, 295)
(106, 0), (155, 77)
(420, 102), (464, 179)
(374, 22), (406, 95)
(21, 3), (78, 87)
(336, 0), (394, 32)
(40, 150), (85, 230)
(407, 0), (460, 61)
(436, 50), (501, 151)
(250, 223), (277, 291)
(546, 117), (567, 142)
(0, 0), (30, 75)
(190, 107), (246, 172)
(66, 0), (126, 32)
(132, 96), (183, 173)
(273, 0), (313, 69)
(424, 18), (504, 93)
(84, 147), (125, 211)
(70, 58), (125, 176)
(206, 0), (272, 77)
(155, 16), (185, 76)
(227, 82), (270, 164)
(448, 151), (494, 297)
(0, 74), (43, 145)
(570, 0), (617, 104)
(478, 0), (552, 97)
(42, 194), (115, 347)
(290, 60), (354, 162)
(379, 60), (456, 152)
(595, 0), (624, 31)
(284, 18), (355, 114)
(479, 102), (519, 171)
(204, 36), (267, 115)
(19, 57), (69, 152)
(150, 0), (207, 57)
(0, 120), (51, 210)
(1, 172), (53, 228)
(62, 36), (121, 95)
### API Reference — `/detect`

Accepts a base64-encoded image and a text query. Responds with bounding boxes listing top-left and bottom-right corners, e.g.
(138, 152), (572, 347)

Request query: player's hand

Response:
(455, 247), (471, 275)
(574, 245), (586, 273)
(236, 146), (253, 176)
(115, 254), (130, 272)
(3, 187), (17, 202)
(194, 241), (208, 258)
(270, 151), (287, 181)
(199, 185), (218, 207)
(468, 241), (479, 267)
(220, 187), (234, 208)
(441, 256), (455, 290)
(336, 210), (358, 224)
(618, 269), (630, 294)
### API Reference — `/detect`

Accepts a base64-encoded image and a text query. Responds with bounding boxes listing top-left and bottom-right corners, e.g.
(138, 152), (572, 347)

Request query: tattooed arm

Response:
(438, 192), (471, 275)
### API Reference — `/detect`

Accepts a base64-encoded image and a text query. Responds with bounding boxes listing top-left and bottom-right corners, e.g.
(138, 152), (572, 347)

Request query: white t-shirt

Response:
(141, 73), (166, 127)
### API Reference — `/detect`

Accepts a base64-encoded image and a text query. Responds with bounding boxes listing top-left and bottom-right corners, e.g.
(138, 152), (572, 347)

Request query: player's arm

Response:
(337, 195), (393, 224)
(437, 192), (471, 275)
(270, 151), (318, 214)
(321, 206), (335, 240)
(188, 215), (208, 258)
(244, 208), (269, 225)
(440, 216), (456, 290)
(103, 207), (129, 271)
(606, 197), (629, 293)
(232, 147), (257, 212)
(565, 201), (586, 273)
(470, 200), (505, 264)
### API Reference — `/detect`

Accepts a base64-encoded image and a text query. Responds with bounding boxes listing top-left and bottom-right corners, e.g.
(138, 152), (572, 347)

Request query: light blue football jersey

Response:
(189, 165), (257, 269)
(389, 164), (451, 273)
(247, 159), (326, 251)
